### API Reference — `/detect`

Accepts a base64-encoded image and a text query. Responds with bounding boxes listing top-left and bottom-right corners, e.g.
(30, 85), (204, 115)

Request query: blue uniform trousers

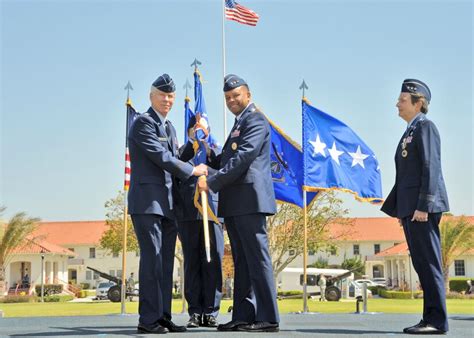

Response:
(132, 214), (177, 325)
(178, 220), (224, 317)
(225, 213), (279, 323)
(402, 213), (448, 332)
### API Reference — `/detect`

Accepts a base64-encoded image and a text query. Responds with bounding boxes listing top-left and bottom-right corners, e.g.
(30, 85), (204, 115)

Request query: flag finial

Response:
(191, 58), (202, 71)
(124, 81), (133, 101)
(183, 79), (192, 99)
(299, 79), (308, 100)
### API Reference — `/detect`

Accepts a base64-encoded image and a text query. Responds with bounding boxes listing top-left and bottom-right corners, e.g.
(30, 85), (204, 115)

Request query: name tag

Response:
(158, 137), (167, 142)
(231, 130), (240, 138)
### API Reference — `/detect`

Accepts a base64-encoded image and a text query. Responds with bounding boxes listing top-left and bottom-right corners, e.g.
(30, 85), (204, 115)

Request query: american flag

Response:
(225, 0), (260, 26)
(125, 101), (139, 191)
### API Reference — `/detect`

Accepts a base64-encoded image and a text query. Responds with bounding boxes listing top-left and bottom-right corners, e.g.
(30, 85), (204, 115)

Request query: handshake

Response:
(192, 164), (210, 193)
(193, 163), (208, 177)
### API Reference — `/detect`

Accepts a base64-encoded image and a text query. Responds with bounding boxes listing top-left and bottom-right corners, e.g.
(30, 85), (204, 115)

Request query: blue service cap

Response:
(152, 74), (176, 93)
(223, 74), (247, 92)
(401, 79), (431, 103)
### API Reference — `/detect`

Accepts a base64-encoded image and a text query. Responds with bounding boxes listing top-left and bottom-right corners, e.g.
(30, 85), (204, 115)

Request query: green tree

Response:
(341, 256), (365, 279)
(440, 215), (474, 292)
(267, 191), (353, 282)
(0, 206), (40, 293)
(308, 257), (329, 268)
(99, 192), (139, 254)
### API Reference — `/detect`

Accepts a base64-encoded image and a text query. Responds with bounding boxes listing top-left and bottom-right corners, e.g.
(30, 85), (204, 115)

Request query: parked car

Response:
(96, 281), (115, 300)
(348, 281), (373, 298)
(354, 279), (379, 287)
(371, 278), (387, 286)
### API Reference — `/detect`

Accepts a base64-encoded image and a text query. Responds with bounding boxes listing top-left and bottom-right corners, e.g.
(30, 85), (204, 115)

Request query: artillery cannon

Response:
(87, 266), (137, 302)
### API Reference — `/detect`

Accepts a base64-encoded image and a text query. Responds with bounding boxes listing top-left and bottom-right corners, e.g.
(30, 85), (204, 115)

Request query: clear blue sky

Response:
(1, 0), (472, 221)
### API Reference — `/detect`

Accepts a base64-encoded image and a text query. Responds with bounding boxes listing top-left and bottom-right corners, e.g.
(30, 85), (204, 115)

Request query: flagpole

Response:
(222, 0), (227, 139)
(121, 81), (133, 315)
(300, 79), (309, 313)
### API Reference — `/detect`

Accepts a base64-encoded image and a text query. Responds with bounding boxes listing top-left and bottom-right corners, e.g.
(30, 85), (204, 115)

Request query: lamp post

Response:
(41, 251), (45, 303)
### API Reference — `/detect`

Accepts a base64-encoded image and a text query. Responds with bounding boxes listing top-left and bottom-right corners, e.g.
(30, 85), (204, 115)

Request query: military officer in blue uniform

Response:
(175, 117), (224, 328)
(381, 79), (449, 335)
(128, 74), (208, 334)
(198, 74), (280, 333)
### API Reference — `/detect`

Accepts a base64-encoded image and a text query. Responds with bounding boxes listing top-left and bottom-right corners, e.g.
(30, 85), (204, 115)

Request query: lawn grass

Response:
(0, 298), (472, 318)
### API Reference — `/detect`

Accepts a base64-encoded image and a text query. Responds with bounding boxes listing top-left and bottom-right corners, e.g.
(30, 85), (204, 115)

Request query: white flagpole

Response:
(222, 0), (227, 139)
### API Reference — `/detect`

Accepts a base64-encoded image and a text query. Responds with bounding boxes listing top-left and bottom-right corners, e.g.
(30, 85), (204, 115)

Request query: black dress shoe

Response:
(158, 318), (187, 332)
(403, 320), (425, 333)
(238, 321), (279, 332)
(217, 320), (248, 331)
(187, 313), (202, 328)
(203, 314), (218, 327)
(405, 323), (446, 335)
(137, 322), (168, 334)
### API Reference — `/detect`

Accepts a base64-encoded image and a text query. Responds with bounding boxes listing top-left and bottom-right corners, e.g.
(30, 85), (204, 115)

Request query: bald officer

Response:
(381, 79), (449, 335)
(128, 74), (208, 334)
(198, 74), (279, 333)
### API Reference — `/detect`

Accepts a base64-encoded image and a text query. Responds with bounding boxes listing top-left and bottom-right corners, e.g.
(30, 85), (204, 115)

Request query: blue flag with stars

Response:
(302, 100), (383, 204)
(192, 70), (220, 165)
(267, 116), (318, 208)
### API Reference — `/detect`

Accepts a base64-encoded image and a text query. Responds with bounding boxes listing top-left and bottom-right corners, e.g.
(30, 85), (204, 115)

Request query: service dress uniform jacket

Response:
(381, 114), (449, 332)
(207, 103), (279, 324)
(128, 107), (194, 326)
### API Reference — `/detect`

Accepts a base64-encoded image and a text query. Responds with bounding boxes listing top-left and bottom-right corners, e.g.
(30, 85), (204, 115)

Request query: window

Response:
(353, 244), (360, 255)
(116, 270), (122, 278)
(94, 272), (100, 280)
(89, 248), (96, 259)
(86, 271), (92, 280)
(112, 252), (119, 258)
(454, 260), (465, 276)
(330, 247), (337, 255)
(68, 248), (75, 259)
(374, 244), (380, 254)
(308, 250), (315, 256)
(109, 270), (115, 277)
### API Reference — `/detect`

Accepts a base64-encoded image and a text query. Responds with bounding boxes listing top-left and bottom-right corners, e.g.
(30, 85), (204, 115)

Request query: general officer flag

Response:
(302, 100), (383, 204)
(267, 116), (318, 208)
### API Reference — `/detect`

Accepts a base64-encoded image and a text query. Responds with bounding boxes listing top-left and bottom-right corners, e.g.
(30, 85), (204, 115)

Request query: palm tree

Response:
(440, 216), (474, 292)
(0, 206), (40, 293)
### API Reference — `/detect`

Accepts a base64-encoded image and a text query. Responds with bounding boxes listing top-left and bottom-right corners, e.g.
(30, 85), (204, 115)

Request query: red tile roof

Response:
(12, 237), (76, 256)
(329, 217), (405, 242)
(33, 221), (109, 246)
(376, 242), (409, 257)
(32, 216), (473, 247)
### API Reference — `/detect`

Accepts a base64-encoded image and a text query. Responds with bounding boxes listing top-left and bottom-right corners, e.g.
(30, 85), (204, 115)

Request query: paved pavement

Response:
(0, 313), (473, 337)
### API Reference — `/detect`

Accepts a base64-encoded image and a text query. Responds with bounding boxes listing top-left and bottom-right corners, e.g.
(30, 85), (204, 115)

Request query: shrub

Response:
(77, 290), (87, 298)
(35, 284), (63, 296)
(278, 290), (303, 297)
(0, 295), (37, 303)
(446, 291), (474, 299)
(80, 283), (90, 290)
(379, 289), (422, 299)
(449, 278), (471, 293)
(43, 294), (74, 302)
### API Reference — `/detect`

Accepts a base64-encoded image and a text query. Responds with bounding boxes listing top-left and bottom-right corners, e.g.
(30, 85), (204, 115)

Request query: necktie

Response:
(165, 120), (172, 140)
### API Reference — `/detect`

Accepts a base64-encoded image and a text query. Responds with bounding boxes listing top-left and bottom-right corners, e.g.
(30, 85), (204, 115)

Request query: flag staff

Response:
(221, 0), (228, 139)
(120, 81), (133, 315)
(300, 79), (309, 313)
